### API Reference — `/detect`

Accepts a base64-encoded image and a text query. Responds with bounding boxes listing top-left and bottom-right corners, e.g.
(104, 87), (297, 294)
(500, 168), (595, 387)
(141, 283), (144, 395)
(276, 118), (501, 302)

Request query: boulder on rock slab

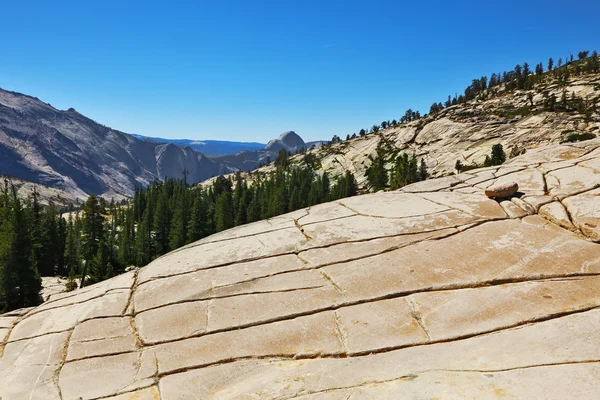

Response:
(484, 182), (519, 198)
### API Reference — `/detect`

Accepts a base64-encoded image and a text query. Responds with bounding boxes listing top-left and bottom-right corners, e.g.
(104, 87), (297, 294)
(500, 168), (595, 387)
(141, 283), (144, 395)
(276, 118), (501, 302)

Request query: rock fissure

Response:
(133, 272), (600, 348)
(149, 303), (600, 379)
(406, 298), (431, 341)
(134, 220), (489, 289)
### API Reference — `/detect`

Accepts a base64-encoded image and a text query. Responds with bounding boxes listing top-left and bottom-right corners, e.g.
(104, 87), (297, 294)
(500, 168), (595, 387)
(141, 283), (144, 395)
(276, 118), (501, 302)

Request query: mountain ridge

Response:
(0, 88), (233, 199)
(130, 134), (266, 157)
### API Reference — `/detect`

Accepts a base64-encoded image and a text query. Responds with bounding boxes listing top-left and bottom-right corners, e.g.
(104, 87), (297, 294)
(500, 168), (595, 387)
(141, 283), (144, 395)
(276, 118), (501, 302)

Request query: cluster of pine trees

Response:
(455, 144), (507, 173)
(0, 151), (358, 312)
(365, 150), (428, 191)
(0, 185), (44, 311)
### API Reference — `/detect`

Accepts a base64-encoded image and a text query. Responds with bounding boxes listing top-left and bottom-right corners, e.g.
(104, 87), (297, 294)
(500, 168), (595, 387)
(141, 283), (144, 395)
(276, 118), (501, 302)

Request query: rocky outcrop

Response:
(1, 139), (600, 399)
(264, 131), (306, 153)
(214, 131), (308, 172)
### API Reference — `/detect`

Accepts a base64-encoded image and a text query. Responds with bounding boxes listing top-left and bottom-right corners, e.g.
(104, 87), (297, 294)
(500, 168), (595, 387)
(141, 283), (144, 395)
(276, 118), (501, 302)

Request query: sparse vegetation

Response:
(564, 132), (597, 143)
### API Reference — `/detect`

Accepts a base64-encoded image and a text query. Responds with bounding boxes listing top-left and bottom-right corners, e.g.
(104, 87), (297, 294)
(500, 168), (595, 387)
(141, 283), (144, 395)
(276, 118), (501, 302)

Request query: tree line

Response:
(0, 150), (357, 312)
(430, 49), (599, 114)
(321, 49), (598, 147)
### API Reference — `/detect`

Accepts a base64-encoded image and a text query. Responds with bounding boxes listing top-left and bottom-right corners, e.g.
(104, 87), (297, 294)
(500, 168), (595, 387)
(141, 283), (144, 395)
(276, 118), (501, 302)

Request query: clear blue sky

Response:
(1, 1), (598, 142)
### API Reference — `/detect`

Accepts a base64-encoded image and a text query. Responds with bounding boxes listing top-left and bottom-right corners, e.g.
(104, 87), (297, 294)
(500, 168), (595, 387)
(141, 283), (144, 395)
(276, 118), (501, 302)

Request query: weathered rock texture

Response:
(1, 140), (600, 399)
(0, 88), (231, 199)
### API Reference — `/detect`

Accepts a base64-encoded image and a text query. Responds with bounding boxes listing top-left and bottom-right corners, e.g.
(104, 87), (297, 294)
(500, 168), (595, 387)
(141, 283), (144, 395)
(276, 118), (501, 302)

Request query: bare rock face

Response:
(0, 88), (229, 199)
(40, 277), (69, 301)
(484, 181), (519, 198)
(2, 140), (600, 399)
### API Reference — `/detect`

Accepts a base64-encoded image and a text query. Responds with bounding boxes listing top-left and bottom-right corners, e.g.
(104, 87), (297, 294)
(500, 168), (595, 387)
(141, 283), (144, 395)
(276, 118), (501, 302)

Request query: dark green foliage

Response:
(80, 195), (105, 287)
(330, 171), (357, 200)
(365, 151), (388, 190)
(153, 189), (171, 255)
(491, 144), (506, 165)
(0, 184), (42, 312)
(0, 175), (258, 305)
(187, 194), (208, 244)
(168, 184), (188, 250)
(419, 158), (428, 181)
(275, 149), (290, 168)
(564, 132), (596, 143)
(455, 160), (463, 174)
(484, 144), (507, 167)
(215, 191), (234, 232)
(389, 153), (421, 190)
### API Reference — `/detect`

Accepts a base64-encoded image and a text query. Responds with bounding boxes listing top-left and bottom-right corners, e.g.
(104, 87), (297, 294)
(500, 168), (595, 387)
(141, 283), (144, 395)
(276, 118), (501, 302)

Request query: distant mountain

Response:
(214, 131), (308, 171)
(306, 140), (327, 149)
(0, 88), (233, 199)
(131, 134), (265, 157)
(264, 131), (306, 153)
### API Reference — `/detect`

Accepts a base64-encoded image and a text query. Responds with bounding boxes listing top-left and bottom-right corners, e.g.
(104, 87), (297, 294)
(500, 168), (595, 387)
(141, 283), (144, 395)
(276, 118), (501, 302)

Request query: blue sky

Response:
(1, 1), (598, 142)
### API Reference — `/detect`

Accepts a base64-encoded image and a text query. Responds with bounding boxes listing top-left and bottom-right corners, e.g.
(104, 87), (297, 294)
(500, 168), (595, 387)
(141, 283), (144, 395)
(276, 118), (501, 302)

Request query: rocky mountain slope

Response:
(1, 138), (599, 399)
(0, 88), (231, 199)
(0, 174), (88, 205)
(209, 72), (600, 188)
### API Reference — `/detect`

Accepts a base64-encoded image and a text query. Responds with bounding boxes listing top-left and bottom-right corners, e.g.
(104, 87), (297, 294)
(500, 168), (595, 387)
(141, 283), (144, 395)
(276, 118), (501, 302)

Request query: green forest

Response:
(0, 150), (357, 312)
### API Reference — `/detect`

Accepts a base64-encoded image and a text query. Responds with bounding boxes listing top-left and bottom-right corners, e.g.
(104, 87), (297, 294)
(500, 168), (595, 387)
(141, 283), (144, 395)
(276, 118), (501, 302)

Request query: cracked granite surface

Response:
(1, 140), (600, 399)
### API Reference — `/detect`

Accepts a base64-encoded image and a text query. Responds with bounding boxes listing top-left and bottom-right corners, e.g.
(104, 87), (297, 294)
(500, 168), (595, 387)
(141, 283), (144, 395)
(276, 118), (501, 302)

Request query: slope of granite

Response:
(205, 73), (600, 189)
(1, 140), (600, 399)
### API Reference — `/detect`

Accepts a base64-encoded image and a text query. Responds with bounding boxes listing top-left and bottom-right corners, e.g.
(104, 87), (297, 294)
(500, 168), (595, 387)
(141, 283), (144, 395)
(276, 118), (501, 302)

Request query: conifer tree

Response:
(169, 184), (188, 251)
(64, 213), (81, 277)
(490, 144), (506, 165)
(135, 206), (153, 267)
(187, 194), (208, 243)
(215, 192), (234, 232)
(419, 159), (428, 181)
(0, 185), (42, 312)
(80, 195), (105, 287)
(153, 189), (171, 255)
(365, 151), (387, 190)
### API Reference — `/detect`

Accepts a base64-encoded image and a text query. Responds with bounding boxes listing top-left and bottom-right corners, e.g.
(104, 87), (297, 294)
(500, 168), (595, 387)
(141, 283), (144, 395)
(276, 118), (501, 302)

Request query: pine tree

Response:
(89, 234), (109, 285)
(0, 185), (42, 312)
(135, 207), (153, 267)
(36, 202), (61, 276)
(365, 151), (387, 190)
(419, 158), (428, 181)
(118, 208), (135, 267)
(455, 160), (463, 174)
(153, 189), (171, 255)
(187, 194), (208, 244)
(56, 216), (67, 276)
(80, 195), (105, 287)
(64, 213), (81, 277)
(169, 184), (188, 251)
(288, 187), (301, 211)
(215, 192), (234, 232)
(490, 144), (506, 166)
